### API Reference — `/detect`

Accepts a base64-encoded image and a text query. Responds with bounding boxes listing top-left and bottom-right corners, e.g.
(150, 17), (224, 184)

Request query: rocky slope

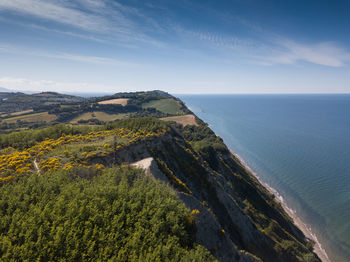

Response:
(88, 120), (321, 262)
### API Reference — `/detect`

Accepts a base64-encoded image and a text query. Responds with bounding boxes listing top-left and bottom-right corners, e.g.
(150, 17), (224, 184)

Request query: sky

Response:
(0, 0), (349, 94)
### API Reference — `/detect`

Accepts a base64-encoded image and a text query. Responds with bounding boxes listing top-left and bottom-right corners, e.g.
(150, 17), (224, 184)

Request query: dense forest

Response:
(0, 166), (214, 261)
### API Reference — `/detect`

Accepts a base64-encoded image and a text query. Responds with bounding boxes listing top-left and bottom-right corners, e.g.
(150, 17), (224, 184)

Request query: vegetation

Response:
(0, 91), (321, 262)
(142, 98), (184, 115)
(0, 166), (215, 261)
(160, 114), (199, 127)
(0, 121), (167, 183)
(0, 124), (97, 150)
(94, 90), (172, 107)
(0, 90), (181, 133)
(0, 92), (84, 114)
(174, 122), (319, 261)
(107, 117), (169, 132)
(182, 123), (227, 171)
(70, 112), (127, 124)
(3, 112), (57, 123)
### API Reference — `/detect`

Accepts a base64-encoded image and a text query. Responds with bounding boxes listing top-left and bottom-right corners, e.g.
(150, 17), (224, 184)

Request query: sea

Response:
(178, 94), (350, 262)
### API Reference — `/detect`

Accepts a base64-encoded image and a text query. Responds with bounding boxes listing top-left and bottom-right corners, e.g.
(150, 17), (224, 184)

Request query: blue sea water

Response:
(178, 94), (350, 262)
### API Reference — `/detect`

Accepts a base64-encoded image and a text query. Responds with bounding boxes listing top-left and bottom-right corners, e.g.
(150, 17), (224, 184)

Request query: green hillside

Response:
(0, 166), (214, 261)
(0, 91), (321, 262)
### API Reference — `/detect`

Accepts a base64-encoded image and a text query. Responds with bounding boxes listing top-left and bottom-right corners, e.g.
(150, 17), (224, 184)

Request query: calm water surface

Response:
(178, 94), (350, 262)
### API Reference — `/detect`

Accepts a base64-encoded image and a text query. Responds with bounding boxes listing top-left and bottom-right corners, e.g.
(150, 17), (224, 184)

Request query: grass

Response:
(60, 105), (74, 109)
(70, 112), (128, 124)
(45, 135), (127, 158)
(142, 98), (184, 115)
(4, 112), (57, 123)
(7, 109), (34, 117)
(161, 114), (198, 127)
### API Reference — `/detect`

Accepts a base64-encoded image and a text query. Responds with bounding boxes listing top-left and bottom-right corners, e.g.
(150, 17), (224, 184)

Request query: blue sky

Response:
(0, 0), (349, 94)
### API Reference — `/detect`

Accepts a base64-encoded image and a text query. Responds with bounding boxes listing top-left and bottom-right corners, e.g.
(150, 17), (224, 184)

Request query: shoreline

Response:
(230, 150), (330, 262)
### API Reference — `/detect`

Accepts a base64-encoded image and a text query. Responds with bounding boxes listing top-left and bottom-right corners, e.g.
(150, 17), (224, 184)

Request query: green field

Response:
(4, 112), (57, 123)
(142, 98), (183, 115)
(70, 112), (128, 124)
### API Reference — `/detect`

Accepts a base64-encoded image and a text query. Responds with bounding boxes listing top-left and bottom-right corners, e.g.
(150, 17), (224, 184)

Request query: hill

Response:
(0, 90), (189, 134)
(0, 91), (321, 261)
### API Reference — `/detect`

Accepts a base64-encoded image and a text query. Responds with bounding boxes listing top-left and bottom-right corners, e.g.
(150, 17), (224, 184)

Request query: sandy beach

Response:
(230, 151), (330, 262)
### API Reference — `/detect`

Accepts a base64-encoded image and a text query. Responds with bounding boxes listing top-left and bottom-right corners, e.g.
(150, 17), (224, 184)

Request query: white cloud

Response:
(265, 40), (350, 67)
(0, 77), (111, 92)
(174, 26), (350, 67)
(0, 0), (164, 47)
(0, 43), (138, 67)
(0, 0), (108, 32)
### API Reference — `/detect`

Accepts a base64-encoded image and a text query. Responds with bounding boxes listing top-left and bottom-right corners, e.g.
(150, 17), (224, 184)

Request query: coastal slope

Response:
(0, 91), (321, 261)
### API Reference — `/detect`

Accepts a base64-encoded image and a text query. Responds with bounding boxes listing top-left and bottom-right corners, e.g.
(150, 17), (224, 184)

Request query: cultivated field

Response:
(0, 109), (34, 118)
(9, 109), (34, 116)
(142, 98), (183, 115)
(161, 114), (198, 126)
(4, 112), (57, 123)
(98, 98), (129, 106)
(70, 112), (128, 124)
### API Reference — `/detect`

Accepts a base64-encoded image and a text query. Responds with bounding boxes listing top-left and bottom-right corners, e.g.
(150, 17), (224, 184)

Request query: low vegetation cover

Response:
(70, 112), (127, 124)
(0, 166), (215, 261)
(142, 98), (184, 115)
(3, 112), (57, 123)
(160, 114), (199, 127)
(0, 119), (168, 183)
(0, 90), (186, 134)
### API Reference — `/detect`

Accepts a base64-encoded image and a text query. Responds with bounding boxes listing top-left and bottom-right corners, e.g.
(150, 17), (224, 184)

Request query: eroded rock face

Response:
(177, 192), (261, 262)
(90, 132), (320, 262)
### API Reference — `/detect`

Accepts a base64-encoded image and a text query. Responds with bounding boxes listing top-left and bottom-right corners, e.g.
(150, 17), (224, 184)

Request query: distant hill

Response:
(0, 91), (84, 113)
(0, 87), (12, 92)
(0, 90), (188, 134)
(0, 87), (34, 94)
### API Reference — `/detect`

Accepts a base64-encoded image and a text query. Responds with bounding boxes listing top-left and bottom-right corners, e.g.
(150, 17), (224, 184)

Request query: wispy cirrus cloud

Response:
(260, 40), (350, 67)
(0, 43), (138, 67)
(0, 0), (108, 32)
(174, 25), (350, 67)
(0, 0), (165, 47)
(1, 0), (349, 68)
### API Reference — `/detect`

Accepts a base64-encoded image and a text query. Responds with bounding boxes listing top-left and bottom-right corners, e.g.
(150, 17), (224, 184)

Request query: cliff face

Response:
(92, 122), (321, 262)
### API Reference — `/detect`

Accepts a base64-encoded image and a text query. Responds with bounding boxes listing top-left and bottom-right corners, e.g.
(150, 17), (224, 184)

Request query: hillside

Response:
(0, 91), (321, 261)
(0, 90), (189, 134)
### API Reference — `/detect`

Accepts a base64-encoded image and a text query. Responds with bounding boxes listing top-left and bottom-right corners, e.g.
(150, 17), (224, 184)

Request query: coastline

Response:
(229, 150), (330, 262)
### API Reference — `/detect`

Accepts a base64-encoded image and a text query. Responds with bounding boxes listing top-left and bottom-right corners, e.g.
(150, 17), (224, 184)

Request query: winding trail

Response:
(33, 159), (41, 174)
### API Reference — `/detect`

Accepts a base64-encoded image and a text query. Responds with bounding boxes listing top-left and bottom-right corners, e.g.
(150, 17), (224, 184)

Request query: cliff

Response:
(100, 119), (321, 262)
(0, 92), (321, 261)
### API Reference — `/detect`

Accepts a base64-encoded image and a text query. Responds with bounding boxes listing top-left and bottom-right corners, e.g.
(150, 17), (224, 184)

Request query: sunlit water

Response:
(178, 94), (350, 262)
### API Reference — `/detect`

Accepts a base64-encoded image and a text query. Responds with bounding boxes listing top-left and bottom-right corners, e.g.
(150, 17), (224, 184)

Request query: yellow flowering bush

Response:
(40, 158), (61, 172)
(0, 127), (167, 183)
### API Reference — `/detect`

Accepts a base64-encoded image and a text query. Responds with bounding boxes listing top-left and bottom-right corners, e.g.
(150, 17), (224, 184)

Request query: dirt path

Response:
(33, 159), (41, 174)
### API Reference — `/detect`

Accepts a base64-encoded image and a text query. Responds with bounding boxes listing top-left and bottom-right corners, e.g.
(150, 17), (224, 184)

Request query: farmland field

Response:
(4, 112), (57, 123)
(161, 114), (198, 126)
(70, 112), (128, 124)
(98, 98), (129, 106)
(142, 98), (183, 115)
